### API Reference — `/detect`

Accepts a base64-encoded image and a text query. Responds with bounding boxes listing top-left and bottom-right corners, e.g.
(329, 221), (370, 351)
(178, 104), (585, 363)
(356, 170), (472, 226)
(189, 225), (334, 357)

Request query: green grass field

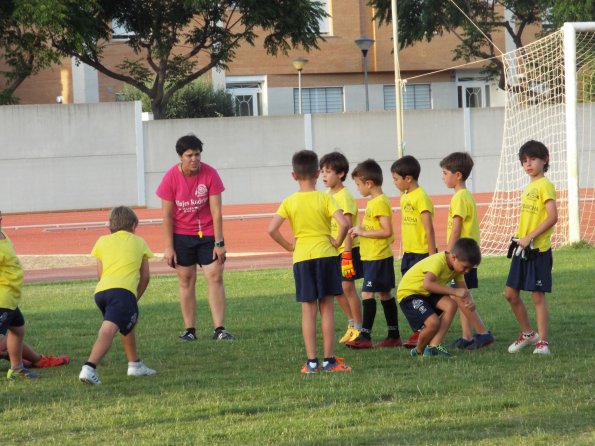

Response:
(1, 247), (594, 445)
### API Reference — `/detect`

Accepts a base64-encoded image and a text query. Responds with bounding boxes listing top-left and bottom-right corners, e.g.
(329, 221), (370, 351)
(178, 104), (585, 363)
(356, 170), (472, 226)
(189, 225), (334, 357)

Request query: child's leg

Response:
(360, 292), (376, 337)
(121, 329), (139, 362)
(319, 296), (335, 359)
(455, 300), (488, 336)
(416, 314), (439, 353)
(458, 311), (474, 339)
(343, 281), (362, 327)
(335, 293), (352, 322)
(87, 321), (119, 366)
(429, 296), (457, 346)
(504, 286), (532, 332)
(301, 301), (319, 360)
(6, 325), (25, 369)
(379, 291), (400, 339)
(532, 291), (548, 342)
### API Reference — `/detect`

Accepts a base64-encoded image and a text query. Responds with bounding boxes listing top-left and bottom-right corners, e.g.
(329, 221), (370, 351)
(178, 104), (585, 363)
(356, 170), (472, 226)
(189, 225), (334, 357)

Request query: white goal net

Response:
(480, 23), (595, 255)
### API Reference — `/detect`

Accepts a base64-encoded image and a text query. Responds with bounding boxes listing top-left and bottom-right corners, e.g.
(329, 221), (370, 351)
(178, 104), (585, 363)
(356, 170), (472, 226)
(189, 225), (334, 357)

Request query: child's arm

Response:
(136, 258), (150, 300)
(267, 215), (294, 252)
(518, 199), (558, 248)
(421, 210), (437, 254)
(342, 213), (354, 252)
(332, 210), (349, 248)
(446, 215), (463, 252)
(95, 260), (102, 280)
(423, 272), (470, 300)
(350, 215), (393, 240)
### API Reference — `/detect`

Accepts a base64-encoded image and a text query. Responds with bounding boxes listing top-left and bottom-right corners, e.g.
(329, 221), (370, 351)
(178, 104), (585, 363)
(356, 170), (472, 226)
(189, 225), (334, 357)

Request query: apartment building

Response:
(3, 1), (533, 114)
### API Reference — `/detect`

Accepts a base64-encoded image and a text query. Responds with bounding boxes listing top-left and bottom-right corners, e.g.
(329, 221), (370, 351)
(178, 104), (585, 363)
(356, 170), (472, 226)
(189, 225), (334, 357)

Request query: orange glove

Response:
(341, 251), (355, 279)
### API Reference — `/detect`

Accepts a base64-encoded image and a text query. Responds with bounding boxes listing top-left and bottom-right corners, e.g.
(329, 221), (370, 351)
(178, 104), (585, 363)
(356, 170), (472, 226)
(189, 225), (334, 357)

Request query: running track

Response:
(4, 194), (493, 283)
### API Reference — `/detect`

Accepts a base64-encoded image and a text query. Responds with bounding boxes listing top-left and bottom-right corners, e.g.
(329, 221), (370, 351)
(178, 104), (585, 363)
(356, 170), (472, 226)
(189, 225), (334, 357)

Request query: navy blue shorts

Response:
(464, 268), (478, 289)
(399, 294), (443, 331)
(174, 234), (216, 267)
(0, 307), (25, 335)
(293, 257), (342, 302)
(362, 257), (395, 293)
(95, 288), (139, 335)
(400, 252), (429, 276)
(337, 246), (363, 282)
(506, 249), (552, 293)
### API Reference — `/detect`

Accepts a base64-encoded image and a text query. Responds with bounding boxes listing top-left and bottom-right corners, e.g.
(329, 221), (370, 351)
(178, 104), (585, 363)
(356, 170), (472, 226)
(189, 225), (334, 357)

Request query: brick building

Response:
(2, 1), (541, 115)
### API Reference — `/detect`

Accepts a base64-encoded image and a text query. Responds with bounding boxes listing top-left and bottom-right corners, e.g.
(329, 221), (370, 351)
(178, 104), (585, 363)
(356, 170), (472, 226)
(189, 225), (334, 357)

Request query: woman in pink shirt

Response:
(156, 134), (235, 342)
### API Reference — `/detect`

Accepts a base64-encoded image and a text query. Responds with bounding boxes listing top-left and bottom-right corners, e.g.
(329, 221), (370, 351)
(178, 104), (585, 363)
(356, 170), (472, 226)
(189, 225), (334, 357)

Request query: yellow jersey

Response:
(447, 188), (480, 243)
(329, 187), (360, 253)
(0, 233), (23, 310)
(359, 194), (394, 261)
(517, 177), (556, 251)
(400, 187), (434, 254)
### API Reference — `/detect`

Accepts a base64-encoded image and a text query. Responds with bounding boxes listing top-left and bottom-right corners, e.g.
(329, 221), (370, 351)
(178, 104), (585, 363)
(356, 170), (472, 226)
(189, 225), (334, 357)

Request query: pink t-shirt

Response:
(156, 162), (225, 236)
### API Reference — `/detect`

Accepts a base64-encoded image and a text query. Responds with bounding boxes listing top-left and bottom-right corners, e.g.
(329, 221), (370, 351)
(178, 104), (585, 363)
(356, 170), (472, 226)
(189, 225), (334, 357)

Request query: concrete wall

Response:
(5, 102), (591, 214)
(0, 102), (141, 213)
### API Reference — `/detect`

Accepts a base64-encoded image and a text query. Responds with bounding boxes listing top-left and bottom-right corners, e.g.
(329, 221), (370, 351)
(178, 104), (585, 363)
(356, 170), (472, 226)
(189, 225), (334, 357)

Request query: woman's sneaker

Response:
(127, 361), (157, 377)
(79, 365), (100, 385)
(533, 340), (551, 355)
(213, 328), (236, 340)
(178, 330), (197, 341)
(508, 331), (540, 353)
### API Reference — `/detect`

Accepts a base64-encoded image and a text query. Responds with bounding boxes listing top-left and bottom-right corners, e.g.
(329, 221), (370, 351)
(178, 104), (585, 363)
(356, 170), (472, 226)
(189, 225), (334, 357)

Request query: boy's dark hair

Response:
(176, 134), (203, 156)
(320, 151), (349, 182)
(351, 159), (383, 186)
(451, 237), (481, 266)
(391, 155), (421, 180)
(109, 206), (139, 233)
(519, 140), (550, 172)
(292, 150), (319, 180)
(440, 152), (474, 181)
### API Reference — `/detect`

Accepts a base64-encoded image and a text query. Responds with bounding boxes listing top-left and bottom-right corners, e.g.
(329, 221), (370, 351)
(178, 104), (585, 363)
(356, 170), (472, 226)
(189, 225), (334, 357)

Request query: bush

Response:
(117, 80), (234, 119)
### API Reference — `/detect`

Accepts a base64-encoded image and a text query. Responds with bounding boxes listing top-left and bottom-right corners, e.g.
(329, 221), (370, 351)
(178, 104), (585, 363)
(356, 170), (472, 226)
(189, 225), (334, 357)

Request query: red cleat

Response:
(345, 334), (374, 349)
(31, 355), (70, 368)
(373, 337), (403, 348)
(403, 331), (420, 349)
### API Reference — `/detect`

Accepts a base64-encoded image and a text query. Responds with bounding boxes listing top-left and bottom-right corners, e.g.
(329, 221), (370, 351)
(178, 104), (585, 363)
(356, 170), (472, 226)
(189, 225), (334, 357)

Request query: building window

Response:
(318, 0), (332, 35)
(293, 87), (344, 114)
(383, 84), (431, 110)
(227, 83), (262, 116)
(457, 84), (490, 108)
(112, 19), (135, 41)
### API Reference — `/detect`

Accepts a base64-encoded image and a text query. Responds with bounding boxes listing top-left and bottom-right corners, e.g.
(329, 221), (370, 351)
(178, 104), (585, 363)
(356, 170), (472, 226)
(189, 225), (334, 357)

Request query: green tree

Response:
(368, 0), (594, 89)
(0, 0), (60, 104)
(21, 0), (326, 119)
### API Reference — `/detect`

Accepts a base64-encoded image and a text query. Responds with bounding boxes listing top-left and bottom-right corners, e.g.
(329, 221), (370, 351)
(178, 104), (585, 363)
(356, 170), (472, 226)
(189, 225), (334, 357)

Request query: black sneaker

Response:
(213, 328), (236, 340)
(178, 330), (197, 341)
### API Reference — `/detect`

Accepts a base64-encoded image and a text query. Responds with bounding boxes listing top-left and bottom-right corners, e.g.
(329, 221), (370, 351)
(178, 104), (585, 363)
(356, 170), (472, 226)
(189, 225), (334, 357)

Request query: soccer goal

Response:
(480, 22), (595, 256)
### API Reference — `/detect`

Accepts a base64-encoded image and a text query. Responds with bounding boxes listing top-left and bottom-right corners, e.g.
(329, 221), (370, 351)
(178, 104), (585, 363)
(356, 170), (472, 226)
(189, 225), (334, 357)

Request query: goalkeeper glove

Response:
(341, 251), (355, 279)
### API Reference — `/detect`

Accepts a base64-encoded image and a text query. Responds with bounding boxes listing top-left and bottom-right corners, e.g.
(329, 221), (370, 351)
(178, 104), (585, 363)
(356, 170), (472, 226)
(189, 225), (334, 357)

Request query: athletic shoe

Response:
(323, 357), (352, 372)
(533, 340), (551, 355)
(348, 328), (361, 342)
(508, 331), (540, 353)
(373, 337), (402, 348)
(127, 361), (157, 377)
(178, 330), (197, 341)
(338, 326), (354, 343)
(212, 328), (236, 341)
(466, 332), (495, 351)
(450, 337), (474, 350)
(410, 348), (424, 358)
(31, 355), (70, 368)
(301, 361), (319, 374)
(345, 334), (373, 349)
(79, 365), (100, 385)
(7, 368), (40, 381)
(403, 331), (420, 349)
(424, 344), (453, 357)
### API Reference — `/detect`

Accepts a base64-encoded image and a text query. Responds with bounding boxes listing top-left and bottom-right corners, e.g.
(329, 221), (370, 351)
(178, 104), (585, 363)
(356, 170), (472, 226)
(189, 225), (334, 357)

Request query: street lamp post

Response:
(355, 35), (375, 111)
(292, 57), (308, 114)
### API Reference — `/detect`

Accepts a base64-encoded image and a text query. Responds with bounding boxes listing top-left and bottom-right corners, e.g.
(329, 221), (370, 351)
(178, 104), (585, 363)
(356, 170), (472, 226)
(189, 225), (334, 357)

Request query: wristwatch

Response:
(214, 240), (225, 247)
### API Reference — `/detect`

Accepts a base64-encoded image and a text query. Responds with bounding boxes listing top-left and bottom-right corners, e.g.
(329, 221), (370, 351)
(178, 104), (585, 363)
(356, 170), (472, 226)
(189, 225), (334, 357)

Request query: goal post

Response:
(480, 22), (595, 255)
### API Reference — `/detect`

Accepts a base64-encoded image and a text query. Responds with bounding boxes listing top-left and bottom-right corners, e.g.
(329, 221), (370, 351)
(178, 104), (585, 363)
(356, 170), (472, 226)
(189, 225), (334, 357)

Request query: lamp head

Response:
(355, 36), (375, 54)
(292, 57), (308, 72)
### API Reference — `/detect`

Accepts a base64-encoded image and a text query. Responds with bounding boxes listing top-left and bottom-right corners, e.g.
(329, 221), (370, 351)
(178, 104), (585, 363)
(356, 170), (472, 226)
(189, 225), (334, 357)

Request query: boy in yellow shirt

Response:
(391, 155), (436, 349)
(346, 159), (402, 349)
(268, 150), (352, 373)
(440, 152), (494, 350)
(0, 210), (40, 380)
(320, 151), (363, 344)
(505, 140), (557, 355)
(79, 206), (155, 385)
(398, 238), (481, 357)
